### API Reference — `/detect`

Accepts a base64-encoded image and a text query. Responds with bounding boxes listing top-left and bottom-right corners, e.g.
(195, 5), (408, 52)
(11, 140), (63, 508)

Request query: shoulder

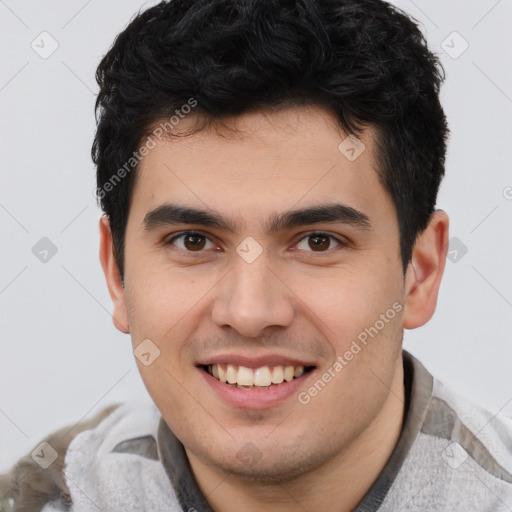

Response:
(0, 403), (120, 512)
(385, 375), (512, 511)
(62, 399), (181, 511)
(64, 399), (162, 464)
(427, 377), (512, 475)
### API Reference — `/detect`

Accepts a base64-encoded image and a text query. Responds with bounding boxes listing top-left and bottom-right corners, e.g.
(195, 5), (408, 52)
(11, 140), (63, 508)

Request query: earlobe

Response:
(402, 210), (449, 329)
(98, 215), (130, 334)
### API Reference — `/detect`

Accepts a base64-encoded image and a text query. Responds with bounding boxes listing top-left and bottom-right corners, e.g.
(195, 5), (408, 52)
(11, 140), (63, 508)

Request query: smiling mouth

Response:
(200, 363), (316, 390)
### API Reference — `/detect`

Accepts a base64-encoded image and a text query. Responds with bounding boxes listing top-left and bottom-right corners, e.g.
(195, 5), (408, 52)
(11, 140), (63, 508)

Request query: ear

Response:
(99, 215), (130, 334)
(402, 210), (449, 329)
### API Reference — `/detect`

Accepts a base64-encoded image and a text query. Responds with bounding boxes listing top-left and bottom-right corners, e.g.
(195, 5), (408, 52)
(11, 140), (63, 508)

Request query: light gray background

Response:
(1, 0), (511, 472)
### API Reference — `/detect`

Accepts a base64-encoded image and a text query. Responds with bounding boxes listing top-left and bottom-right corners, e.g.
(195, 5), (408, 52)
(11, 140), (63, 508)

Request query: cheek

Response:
(290, 265), (402, 347)
(125, 262), (214, 339)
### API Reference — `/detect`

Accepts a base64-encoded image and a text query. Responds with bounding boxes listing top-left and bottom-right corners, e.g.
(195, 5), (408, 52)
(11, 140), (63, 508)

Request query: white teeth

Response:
(218, 365), (227, 383)
(271, 366), (284, 384)
(237, 366), (254, 386)
(226, 364), (237, 384)
(208, 364), (307, 387)
(284, 366), (294, 382)
(254, 366), (272, 387)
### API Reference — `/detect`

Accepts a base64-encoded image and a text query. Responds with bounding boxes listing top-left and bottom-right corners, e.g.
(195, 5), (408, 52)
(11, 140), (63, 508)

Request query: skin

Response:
(99, 105), (449, 511)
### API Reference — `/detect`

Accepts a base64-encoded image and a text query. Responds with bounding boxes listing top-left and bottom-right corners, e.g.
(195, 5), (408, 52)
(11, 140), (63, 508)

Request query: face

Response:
(107, 105), (412, 482)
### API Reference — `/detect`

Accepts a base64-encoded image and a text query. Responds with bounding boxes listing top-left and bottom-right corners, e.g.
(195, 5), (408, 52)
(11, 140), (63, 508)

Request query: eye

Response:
(294, 232), (344, 253)
(165, 230), (347, 255)
(166, 231), (216, 252)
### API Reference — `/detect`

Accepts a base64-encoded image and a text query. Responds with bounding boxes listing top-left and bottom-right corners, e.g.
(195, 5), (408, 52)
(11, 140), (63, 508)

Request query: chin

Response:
(203, 439), (329, 485)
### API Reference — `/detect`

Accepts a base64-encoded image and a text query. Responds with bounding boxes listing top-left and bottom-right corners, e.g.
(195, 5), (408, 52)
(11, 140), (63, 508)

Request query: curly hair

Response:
(92, 0), (449, 280)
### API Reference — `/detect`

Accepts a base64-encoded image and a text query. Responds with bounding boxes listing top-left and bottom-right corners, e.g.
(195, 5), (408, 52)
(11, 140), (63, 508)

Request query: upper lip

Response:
(196, 354), (317, 368)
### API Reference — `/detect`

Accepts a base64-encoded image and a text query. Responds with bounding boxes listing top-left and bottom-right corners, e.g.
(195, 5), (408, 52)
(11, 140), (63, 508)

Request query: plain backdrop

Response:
(1, 0), (511, 472)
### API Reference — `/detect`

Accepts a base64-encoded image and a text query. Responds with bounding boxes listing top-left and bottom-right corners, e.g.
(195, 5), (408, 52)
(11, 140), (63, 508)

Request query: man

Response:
(1, 0), (511, 511)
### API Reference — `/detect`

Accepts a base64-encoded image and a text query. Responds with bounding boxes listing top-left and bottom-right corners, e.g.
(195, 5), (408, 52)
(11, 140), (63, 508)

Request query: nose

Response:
(211, 254), (295, 338)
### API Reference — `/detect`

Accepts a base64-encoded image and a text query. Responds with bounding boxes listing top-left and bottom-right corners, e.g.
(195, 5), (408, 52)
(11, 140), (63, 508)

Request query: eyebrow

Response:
(143, 202), (372, 234)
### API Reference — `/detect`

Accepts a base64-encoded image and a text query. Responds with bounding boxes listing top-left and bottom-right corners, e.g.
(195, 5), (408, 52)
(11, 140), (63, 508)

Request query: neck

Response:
(187, 360), (405, 512)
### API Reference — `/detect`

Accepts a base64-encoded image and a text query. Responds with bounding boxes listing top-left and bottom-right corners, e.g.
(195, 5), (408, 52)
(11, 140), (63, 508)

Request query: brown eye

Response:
(308, 235), (330, 251)
(296, 233), (342, 253)
(167, 232), (214, 252)
(183, 234), (206, 251)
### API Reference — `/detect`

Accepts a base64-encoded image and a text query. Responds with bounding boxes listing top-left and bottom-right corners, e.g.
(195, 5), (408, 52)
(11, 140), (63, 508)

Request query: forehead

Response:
(129, 105), (393, 233)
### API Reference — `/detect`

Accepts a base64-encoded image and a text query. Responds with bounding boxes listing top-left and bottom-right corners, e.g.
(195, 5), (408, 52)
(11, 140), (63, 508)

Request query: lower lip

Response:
(198, 367), (315, 409)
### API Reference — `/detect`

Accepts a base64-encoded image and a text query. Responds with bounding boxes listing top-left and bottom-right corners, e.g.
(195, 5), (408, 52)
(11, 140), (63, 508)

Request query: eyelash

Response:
(165, 230), (348, 256)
